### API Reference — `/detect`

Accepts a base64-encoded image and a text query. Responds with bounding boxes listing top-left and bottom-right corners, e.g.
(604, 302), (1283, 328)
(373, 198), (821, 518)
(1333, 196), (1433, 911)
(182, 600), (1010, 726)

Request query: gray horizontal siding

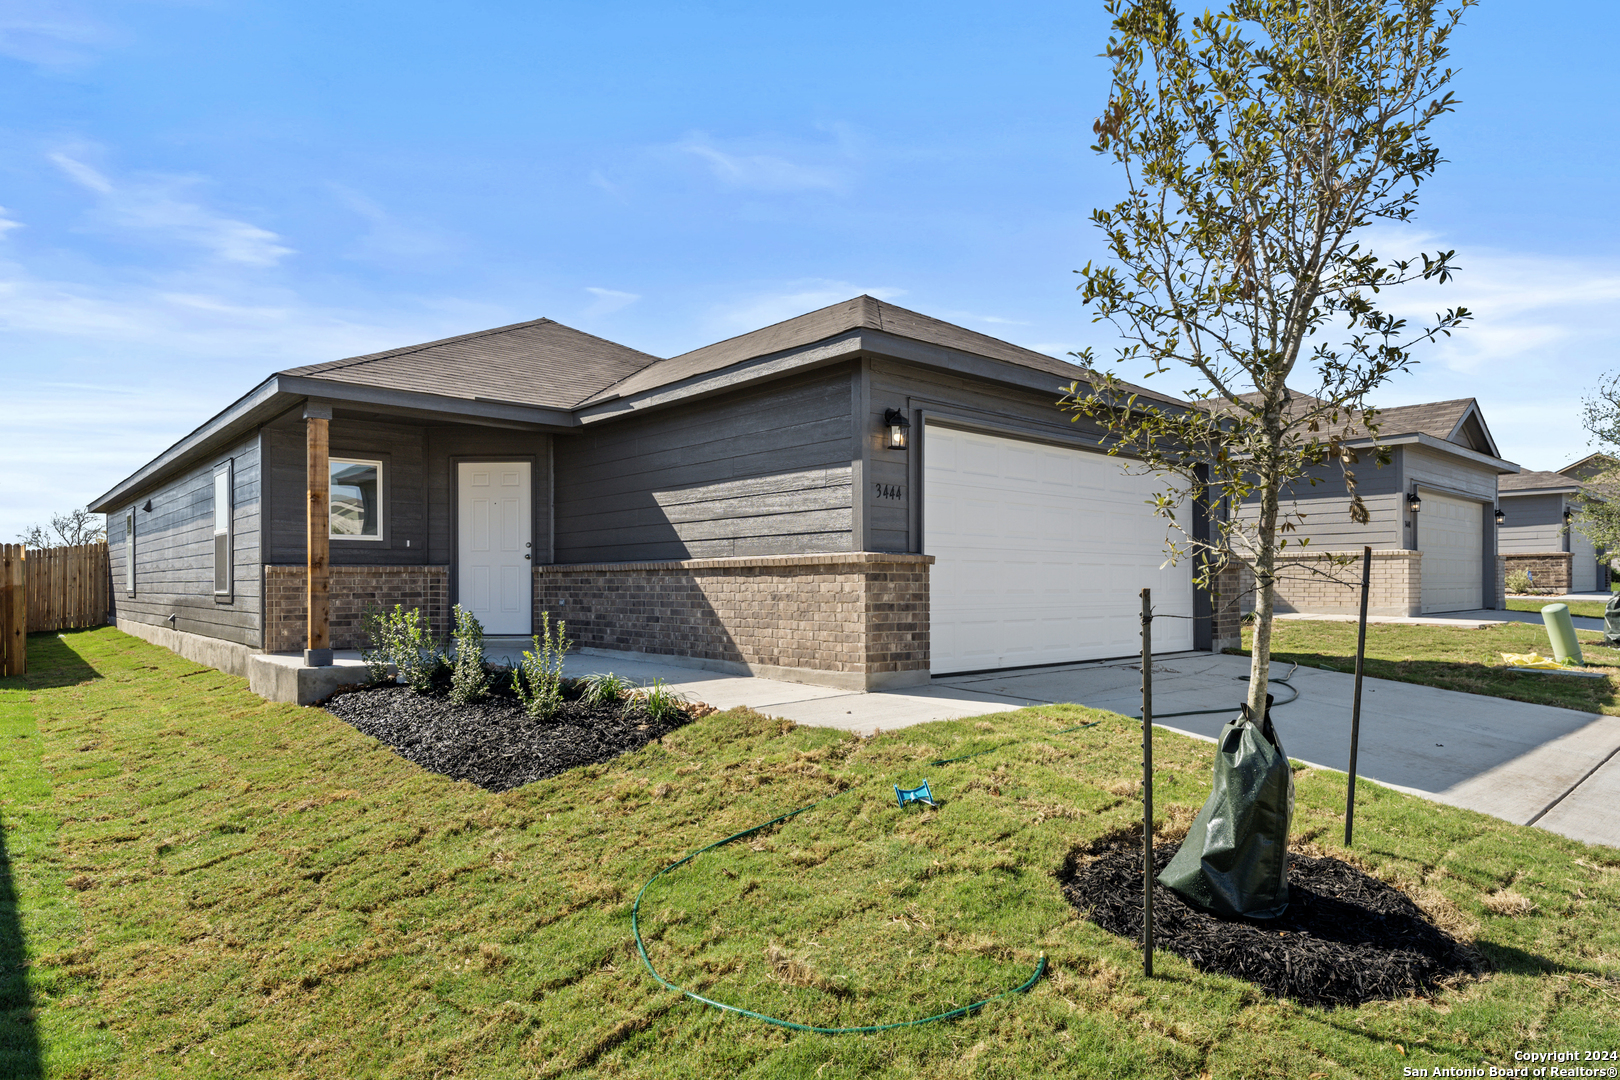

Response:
(553, 367), (856, 562)
(1499, 492), (1566, 554)
(106, 434), (262, 648)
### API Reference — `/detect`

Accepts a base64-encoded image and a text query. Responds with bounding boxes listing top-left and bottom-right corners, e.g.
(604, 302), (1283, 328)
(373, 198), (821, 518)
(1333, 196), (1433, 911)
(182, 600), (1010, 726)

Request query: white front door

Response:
(457, 462), (532, 635)
(1418, 489), (1483, 613)
(925, 424), (1195, 675)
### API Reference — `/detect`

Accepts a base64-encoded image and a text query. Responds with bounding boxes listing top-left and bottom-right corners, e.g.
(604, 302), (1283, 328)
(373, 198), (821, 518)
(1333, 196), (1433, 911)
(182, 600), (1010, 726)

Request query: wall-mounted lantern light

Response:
(1564, 507), (1574, 525)
(1406, 490), (1422, 514)
(142, 499), (153, 512)
(1494, 507), (1506, 526)
(883, 408), (911, 450)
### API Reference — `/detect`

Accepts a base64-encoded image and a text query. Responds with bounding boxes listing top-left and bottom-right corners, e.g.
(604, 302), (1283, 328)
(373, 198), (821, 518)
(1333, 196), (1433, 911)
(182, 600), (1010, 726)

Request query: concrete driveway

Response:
(555, 648), (1620, 850)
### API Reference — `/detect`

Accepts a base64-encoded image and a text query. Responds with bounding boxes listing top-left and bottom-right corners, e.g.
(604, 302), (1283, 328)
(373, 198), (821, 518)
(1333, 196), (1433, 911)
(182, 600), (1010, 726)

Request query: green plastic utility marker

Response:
(1541, 603), (1584, 666)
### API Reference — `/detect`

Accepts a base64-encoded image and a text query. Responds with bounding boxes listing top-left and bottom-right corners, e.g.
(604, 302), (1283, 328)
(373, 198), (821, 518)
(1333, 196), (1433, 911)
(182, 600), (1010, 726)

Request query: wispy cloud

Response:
(0, 207), (21, 237)
(707, 280), (906, 333)
(582, 287), (639, 318)
(50, 150), (295, 266)
(0, 0), (112, 71)
(326, 183), (458, 264)
(669, 127), (860, 194)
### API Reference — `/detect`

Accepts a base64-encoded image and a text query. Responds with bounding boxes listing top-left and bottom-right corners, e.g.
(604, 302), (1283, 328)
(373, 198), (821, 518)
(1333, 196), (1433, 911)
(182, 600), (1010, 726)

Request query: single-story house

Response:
(89, 296), (1238, 703)
(1241, 396), (1518, 617)
(1498, 464), (1607, 593)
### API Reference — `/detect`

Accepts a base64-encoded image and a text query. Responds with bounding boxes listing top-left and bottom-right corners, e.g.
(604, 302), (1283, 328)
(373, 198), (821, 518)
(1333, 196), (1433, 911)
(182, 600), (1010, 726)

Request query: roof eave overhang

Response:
(1499, 485), (1583, 498)
(1344, 431), (1519, 474)
(89, 375), (578, 513)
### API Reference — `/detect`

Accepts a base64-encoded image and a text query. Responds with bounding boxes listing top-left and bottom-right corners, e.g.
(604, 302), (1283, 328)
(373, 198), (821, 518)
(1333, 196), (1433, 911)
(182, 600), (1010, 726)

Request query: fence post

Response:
(2, 546), (24, 677)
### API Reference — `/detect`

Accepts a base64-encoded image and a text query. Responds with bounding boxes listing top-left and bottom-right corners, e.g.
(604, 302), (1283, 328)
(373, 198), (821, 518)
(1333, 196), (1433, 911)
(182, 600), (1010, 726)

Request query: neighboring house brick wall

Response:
(534, 552), (932, 690)
(1239, 550), (1423, 617)
(263, 565), (450, 652)
(1503, 553), (1572, 594)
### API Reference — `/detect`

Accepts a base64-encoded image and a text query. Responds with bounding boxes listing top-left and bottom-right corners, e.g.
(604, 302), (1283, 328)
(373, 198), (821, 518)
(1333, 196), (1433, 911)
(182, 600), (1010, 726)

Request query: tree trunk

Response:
(1247, 433), (1282, 717)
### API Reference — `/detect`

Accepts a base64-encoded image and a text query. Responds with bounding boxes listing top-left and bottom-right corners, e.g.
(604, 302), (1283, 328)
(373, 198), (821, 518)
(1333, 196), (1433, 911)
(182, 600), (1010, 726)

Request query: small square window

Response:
(331, 458), (383, 539)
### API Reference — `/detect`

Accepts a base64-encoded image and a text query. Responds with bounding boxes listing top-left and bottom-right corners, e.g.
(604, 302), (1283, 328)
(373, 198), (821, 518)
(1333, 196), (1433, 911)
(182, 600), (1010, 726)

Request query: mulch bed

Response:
(323, 685), (698, 792)
(1059, 835), (1479, 1007)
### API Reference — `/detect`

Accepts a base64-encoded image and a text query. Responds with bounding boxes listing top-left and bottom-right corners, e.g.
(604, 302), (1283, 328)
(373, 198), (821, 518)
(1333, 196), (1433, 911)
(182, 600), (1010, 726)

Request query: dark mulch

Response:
(323, 685), (698, 792)
(1059, 835), (1479, 1007)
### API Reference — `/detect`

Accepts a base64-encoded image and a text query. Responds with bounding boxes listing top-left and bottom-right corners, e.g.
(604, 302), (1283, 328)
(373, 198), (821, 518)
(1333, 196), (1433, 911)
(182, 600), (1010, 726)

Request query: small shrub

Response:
(381, 604), (443, 693)
(579, 671), (631, 709)
(1506, 569), (1533, 595)
(358, 604), (394, 685)
(515, 611), (571, 719)
(449, 605), (490, 706)
(637, 678), (688, 724)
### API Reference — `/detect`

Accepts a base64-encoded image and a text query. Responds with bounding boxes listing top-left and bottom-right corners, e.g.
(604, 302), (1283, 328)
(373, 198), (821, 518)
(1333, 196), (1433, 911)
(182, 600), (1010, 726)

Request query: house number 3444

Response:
(873, 483), (905, 500)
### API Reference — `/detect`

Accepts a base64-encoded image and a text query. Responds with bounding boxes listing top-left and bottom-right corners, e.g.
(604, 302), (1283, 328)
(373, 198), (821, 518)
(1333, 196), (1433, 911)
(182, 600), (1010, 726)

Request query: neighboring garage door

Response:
(1571, 526), (1598, 593)
(1418, 489), (1483, 613)
(925, 424), (1194, 675)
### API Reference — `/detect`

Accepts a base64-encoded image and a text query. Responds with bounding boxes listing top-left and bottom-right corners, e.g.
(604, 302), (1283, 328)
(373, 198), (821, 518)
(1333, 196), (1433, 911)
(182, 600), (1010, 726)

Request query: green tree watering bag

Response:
(1158, 697), (1294, 919)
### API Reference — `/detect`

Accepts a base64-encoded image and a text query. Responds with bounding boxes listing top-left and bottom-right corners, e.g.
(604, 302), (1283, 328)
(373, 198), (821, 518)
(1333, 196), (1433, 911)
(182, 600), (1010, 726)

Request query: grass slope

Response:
(0, 628), (1614, 1078)
(1246, 621), (1620, 716)
(1507, 598), (1610, 620)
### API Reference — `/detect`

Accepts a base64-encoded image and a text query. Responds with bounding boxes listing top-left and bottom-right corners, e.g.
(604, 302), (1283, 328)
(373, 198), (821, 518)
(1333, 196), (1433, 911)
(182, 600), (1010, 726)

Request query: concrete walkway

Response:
(547, 649), (1620, 850)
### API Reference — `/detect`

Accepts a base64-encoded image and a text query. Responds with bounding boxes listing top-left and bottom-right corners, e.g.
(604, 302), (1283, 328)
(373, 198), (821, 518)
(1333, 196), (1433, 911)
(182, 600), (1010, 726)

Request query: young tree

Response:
(1062, 0), (1474, 715)
(1571, 373), (1620, 555)
(18, 508), (106, 549)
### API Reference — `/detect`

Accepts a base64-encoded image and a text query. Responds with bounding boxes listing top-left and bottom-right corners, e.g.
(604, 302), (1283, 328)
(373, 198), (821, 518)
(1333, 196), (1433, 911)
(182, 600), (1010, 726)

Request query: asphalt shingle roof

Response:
(1499, 469), (1583, 494)
(281, 318), (661, 410)
(579, 295), (1107, 405)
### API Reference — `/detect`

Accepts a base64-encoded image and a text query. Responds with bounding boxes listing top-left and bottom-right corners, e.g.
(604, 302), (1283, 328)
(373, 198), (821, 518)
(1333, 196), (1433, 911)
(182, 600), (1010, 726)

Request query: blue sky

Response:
(2, 1), (1617, 540)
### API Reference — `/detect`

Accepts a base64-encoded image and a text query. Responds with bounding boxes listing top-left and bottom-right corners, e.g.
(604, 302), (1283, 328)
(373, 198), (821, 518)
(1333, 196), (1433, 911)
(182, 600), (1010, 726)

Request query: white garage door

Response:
(925, 425), (1194, 675)
(1418, 489), (1483, 613)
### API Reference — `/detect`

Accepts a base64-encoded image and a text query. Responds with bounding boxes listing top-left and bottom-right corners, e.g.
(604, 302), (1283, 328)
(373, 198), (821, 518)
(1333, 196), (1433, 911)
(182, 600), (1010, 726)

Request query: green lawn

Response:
(2, 628), (1618, 1078)
(1507, 598), (1611, 619)
(1245, 620), (1620, 717)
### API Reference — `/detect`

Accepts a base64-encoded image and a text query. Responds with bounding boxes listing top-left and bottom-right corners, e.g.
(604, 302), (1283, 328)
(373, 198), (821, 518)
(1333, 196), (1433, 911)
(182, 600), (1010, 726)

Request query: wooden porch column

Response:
(305, 402), (333, 666)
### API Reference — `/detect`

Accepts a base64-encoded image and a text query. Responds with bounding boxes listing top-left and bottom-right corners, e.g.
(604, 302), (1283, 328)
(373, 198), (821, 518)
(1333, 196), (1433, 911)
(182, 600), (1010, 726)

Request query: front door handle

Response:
(524, 554), (531, 560)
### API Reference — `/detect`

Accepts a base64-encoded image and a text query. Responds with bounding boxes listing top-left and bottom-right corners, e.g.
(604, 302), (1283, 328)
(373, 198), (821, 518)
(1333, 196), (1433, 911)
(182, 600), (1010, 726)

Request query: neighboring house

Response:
(89, 296), (1234, 703)
(1498, 463), (1608, 593)
(1239, 396), (1518, 617)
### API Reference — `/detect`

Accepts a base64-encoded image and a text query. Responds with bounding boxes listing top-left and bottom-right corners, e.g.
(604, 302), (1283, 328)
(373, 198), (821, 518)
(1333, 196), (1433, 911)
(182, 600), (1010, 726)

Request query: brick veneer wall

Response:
(1503, 552), (1572, 594)
(1211, 560), (1246, 653)
(263, 565), (449, 653)
(534, 552), (933, 690)
(1235, 550), (1423, 617)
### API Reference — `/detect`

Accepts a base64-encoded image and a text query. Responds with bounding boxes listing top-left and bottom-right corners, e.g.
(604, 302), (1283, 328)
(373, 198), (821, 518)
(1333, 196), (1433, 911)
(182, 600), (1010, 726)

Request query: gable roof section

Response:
(578, 295), (1102, 407)
(1560, 452), (1619, 479)
(1499, 469), (1583, 495)
(282, 318), (661, 410)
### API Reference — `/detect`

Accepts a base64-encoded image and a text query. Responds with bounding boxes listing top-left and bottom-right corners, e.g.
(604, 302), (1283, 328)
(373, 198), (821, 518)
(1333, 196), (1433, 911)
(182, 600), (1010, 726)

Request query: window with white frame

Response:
(214, 461), (233, 597)
(330, 458), (384, 539)
(125, 507), (136, 596)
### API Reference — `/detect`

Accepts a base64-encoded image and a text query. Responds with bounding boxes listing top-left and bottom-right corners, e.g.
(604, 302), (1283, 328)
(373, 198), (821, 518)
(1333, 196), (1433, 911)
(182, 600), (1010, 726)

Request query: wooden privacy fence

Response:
(28, 542), (111, 633)
(0, 542), (112, 676)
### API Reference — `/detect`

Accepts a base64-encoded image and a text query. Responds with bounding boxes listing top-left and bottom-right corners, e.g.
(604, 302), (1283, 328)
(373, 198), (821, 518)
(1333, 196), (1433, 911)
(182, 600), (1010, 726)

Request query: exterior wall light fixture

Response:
(883, 408), (911, 450)
(1406, 490), (1422, 514)
(142, 499), (153, 512)
(1494, 507), (1506, 526)
(1564, 507), (1574, 525)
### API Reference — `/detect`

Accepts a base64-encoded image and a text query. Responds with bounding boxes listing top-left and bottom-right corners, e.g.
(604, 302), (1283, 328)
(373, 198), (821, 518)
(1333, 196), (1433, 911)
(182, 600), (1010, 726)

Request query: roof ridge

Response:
(285, 317), (566, 377)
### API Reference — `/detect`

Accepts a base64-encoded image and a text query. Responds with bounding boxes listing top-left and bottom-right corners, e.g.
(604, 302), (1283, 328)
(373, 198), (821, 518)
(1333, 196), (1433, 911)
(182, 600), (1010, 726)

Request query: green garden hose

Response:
(630, 787), (1047, 1034)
